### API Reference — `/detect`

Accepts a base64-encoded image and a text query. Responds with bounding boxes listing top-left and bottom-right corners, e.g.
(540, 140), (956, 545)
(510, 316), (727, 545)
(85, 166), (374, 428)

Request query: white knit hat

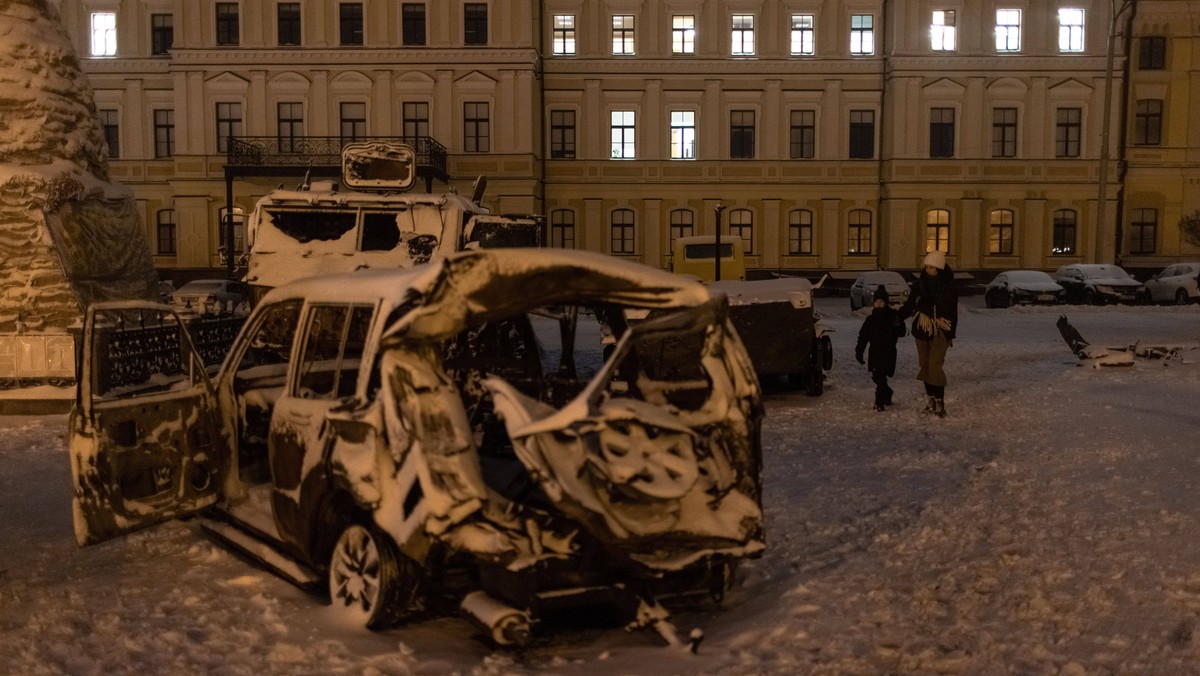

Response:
(923, 250), (946, 269)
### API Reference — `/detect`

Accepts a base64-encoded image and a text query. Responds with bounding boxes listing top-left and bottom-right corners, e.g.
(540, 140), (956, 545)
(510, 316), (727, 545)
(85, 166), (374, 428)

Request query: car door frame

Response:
(70, 301), (230, 546)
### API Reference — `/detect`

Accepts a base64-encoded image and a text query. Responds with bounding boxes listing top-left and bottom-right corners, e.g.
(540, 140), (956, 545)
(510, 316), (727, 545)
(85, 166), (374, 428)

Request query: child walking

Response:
(855, 285), (906, 411)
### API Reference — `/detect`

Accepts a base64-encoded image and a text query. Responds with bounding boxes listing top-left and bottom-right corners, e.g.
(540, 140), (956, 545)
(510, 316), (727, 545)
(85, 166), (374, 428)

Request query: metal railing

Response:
(226, 136), (448, 183)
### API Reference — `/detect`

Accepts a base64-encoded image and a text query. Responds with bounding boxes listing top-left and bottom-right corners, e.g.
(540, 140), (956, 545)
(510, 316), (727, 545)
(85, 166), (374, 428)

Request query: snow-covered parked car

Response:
(1053, 263), (1148, 306)
(169, 278), (252, 314)
(983, 270), (1064, 308)
(849, 270), (910, 310)
(1142, 262), (1200, 305)
(68, 248), (765, 646)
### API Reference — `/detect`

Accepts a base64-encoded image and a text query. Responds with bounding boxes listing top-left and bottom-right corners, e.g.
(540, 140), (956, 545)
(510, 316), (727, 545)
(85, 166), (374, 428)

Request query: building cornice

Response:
(165, 48), (540, 69)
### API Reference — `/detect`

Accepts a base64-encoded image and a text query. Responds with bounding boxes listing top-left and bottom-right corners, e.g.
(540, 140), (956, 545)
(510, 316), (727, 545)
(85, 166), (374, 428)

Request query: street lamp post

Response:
(713, 202), (725, 282)
(1097, 0), (1135, 264)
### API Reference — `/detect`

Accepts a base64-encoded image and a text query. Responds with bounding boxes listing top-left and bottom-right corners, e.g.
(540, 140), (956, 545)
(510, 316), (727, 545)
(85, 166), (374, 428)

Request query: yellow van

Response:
(670, 235), (746, 282)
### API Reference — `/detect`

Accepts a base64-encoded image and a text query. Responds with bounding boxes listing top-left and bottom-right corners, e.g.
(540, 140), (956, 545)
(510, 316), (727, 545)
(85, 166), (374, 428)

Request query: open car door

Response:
(70, 302), (230, 546)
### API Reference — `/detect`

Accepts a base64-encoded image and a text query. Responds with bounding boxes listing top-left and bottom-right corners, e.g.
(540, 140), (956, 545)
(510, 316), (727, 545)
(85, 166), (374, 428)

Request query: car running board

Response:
(199, 517), (323, 592)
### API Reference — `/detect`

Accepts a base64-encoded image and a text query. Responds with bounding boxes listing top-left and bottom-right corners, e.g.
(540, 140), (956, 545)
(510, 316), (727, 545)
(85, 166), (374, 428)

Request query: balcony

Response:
(225, 136), (449, 190)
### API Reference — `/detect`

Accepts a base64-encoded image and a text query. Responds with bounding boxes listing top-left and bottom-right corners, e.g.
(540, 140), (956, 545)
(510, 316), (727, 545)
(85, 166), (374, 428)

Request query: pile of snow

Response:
(2, 297), (1200, 673)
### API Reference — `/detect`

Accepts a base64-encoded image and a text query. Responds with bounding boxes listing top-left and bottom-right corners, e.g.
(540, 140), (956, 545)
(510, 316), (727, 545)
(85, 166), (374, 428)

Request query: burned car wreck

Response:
(69, 249), (765, 645)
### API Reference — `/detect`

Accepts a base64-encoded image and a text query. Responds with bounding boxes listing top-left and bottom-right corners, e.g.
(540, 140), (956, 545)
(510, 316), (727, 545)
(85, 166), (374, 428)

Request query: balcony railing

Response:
(225, 136), (448, 186)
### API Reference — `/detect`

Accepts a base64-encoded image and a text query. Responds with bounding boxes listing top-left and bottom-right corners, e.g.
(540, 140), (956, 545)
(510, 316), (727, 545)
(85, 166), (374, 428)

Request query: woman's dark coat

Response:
(898, 265), (959, 341)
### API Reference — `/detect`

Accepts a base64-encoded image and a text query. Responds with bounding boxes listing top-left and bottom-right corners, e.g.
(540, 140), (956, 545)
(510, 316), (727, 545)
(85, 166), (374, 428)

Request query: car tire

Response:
(328, 522), (418, 629)
(1176, 289), (1189, 305)
(984, 292), (995, 309)
(1085, 288), (1103, 306)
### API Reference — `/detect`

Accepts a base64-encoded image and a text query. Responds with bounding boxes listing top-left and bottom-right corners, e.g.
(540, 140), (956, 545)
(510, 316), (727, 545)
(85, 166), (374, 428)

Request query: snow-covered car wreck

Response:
(69, 249), (765, 646)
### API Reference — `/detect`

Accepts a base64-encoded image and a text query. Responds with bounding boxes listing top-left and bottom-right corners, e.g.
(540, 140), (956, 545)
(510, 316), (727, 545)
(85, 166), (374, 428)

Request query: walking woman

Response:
(898, 250), (958, 417)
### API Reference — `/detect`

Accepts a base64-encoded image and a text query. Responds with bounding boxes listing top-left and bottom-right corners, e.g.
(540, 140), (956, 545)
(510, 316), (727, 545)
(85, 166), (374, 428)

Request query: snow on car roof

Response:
(1003, 270), (1056, 282)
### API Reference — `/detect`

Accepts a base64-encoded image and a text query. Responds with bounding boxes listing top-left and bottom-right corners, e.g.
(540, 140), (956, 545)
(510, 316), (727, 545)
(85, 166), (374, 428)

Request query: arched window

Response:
(1052, 209), (1076, 255)
(729, 208), (754, 254)
(550, 209), (575, 248)
(611, 208), (635, 254)
(847, 209), (872, 254)
(926, 209), (950, 253)
(989, 209), (1014, 255)
(669, 209), (694, 246)
(156, 209), (176, 255)
(788, 209), (813, 254)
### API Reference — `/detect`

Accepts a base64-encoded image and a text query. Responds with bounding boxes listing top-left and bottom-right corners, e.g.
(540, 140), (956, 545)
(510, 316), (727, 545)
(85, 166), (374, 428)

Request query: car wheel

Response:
(984, 292), (995, 309)
(328, 522), (417, 629)
(1007, 291), (1018, 308)
(1085, 288), (1103, 306)
(1176, 289), (1189, 305)
(804, 371), (825, 396)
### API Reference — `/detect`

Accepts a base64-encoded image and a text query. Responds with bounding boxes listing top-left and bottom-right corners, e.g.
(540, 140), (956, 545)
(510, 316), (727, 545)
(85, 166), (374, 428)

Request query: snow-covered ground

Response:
(3, 296), (1200, 675)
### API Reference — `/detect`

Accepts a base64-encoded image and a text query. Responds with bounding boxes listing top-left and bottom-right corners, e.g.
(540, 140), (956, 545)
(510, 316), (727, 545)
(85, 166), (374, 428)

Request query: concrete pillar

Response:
(585, 198), (603, 253)
(643, 198), (662, 268)
(960, 197), (982, 270)
(821, 198), (840, 268)
(1023, 199), (1047, 267)
(762, 199), (781, 268)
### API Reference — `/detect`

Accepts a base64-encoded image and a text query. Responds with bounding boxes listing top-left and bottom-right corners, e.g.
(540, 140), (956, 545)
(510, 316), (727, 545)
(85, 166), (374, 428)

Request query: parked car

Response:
(1143, 262), (1200, 305)
(849, 270), (910, 310)
(69, 248), (765, 645)
(1053, 264), (1148, 305)
(169, 279), (252, 314)
(984, 270), (1064, 308)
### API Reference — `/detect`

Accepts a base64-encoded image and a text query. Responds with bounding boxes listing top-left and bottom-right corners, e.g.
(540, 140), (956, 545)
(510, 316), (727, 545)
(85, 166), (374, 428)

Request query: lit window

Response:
(850, 15), (874, 55)
(926, 209), (950, 253)
(848, 209), (872, 254)
(729, 209), (754, 254)
(670, 111), (695, 160)
(732, 15), (755, 56)
(672, 16), (695, 55)
(931, 10), (956, 51)
(995, 10), (1021, 52)
(612, 15), (635, 55)
(1058, 8), (1084, 53)
(90, 12), (116, 56)
(791, 15), (814, 55)
(789, 210), (813, 255)
(989, 210), (1014, 255)
(553, 15), (575, 55)
(611, 111), (635, 159)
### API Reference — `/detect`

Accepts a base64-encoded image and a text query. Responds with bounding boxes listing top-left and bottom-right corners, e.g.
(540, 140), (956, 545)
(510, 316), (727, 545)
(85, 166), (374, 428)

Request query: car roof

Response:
(258, 248), (713, 342)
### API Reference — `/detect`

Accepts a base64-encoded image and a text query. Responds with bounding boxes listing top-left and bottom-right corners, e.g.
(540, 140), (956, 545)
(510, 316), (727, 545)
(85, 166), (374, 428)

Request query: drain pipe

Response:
(876, 0), (892, 269)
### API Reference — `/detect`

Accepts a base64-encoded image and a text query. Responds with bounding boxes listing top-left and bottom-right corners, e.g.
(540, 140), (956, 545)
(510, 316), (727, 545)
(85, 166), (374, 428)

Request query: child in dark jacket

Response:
(855, 285), (906, 411)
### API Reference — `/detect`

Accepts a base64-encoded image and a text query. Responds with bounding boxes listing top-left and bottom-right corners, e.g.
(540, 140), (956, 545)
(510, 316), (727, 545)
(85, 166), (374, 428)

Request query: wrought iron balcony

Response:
(225, 136), (448, 186)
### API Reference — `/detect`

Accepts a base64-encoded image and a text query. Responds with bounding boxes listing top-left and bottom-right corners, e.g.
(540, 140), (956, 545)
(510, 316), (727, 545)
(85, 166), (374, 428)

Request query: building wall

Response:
(58, 0), (1200, 279)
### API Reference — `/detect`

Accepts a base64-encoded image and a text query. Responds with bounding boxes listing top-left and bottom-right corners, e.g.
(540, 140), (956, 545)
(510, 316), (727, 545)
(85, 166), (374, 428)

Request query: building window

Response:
(670, 111), (696, 160)
(611, 209), (635, 254)
(402, 4), (426, 45)
(550, 110), (575, 159)
(153, 109), (174, 158)
(277, 102), (304, 153)
(151, 14), (173, 55)
(730, 110), (755, 159)
(1139, 36), (1166, 69)
(1056, 108), (1081, 158)
(791, 15), (815, 55)
(216, 102), (242, 153)
(926, 209), (950, 253)
(731, 15), (755, 56)
(672, 16), (695, 55)
(1058, 8), (1084, 53)
(612, 15), (635, 55)
(340, 102), (366, 142)
(789, 209), (813, 255)
(790, 110), (815, 159)
(339, 3), (364, 45)
(216, 3), (240, 46)
(931, 10), (956, 51)
(463, 102), (490, 152)
(403, 102), (429, 139)
(929, 108), (955, 158)
(552, 15), (575, 55)
(1134, 99), (1163, 146)
(989, 209), (1014, 255)
(992, 107), (1017, 157)
(99, 109), (120, 158)
(848, 209), (872, 254)
(996, 9), (1021, 52)
(611, 110), (635, 159)
(670, 209), (694, 246)
(729, 209), (754, 254)
(464, 3), (488, 45)
(1129, 208), (1157, 254)
(550, 210), (575, 248)
(850, 15), (874, 55)
(90, 12), (116, 56)
(849, 110), (875, 159)
(277, 4), (301, 46)
(1052, 209), (1076, 255)
(220, 207), (246, 253)
(156, 210), (177, 255)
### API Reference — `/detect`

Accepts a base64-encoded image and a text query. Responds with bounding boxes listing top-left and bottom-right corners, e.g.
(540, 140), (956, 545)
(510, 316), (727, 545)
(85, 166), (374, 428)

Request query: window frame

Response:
(156, 209), (177, 255)
(216, 3), (240, 46)
(931, 10), (956, 51)
(550, 109), (576, 159)
(669, 209), (694, 247)
(790, 14), (815, 56)
(611, 110), (636, 160)
(403, 101), (430, 139)
(729, 110), (755, 159)
(277, 3), (301, 46)
(929, 107), (955, 158)
(464, 3), (488, 45)
(339, 3), (364, 46)
(847, 209), (873, 255)
(850, 14), (874, 56)
(731, 14), (755, 56)
(612, 15), (635, 55)
(789, 110), (815, 159)
(1134, 99), (1163, 146)
(402, 3), (427, 46)
(926, 209), (951, 254)
(550, 209), (576, 249)
(100, 109), (120, 158)
(672, 15), (696, 55)
(1055, 107), (1082, 158)
(788, 209), (814, 255)
(670, 111), (696, 160)
(1129, 208), (1157, 254)
(849, 109), (875, 159)
(989, 209), (1014, 255)
(995, 9), (1021, 52)
(153, 109), (174, 159)
(610, 208), (636, 254)
(992, 107), (1018, 158)
(1058, 8), (1085, 53)
(463, 101), (490, 153)
(552, 15), (576, 55)
(151, 13), (174, 55)
(728, 209), (754, 255)
(90, 12), (117, 56)
(340, 102), (367, 143)
(216, 102), (243, 154)
(1052, 209), (1077, 255)
(1139, 36), (1166, 69)
(277, 102), (305, 153)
